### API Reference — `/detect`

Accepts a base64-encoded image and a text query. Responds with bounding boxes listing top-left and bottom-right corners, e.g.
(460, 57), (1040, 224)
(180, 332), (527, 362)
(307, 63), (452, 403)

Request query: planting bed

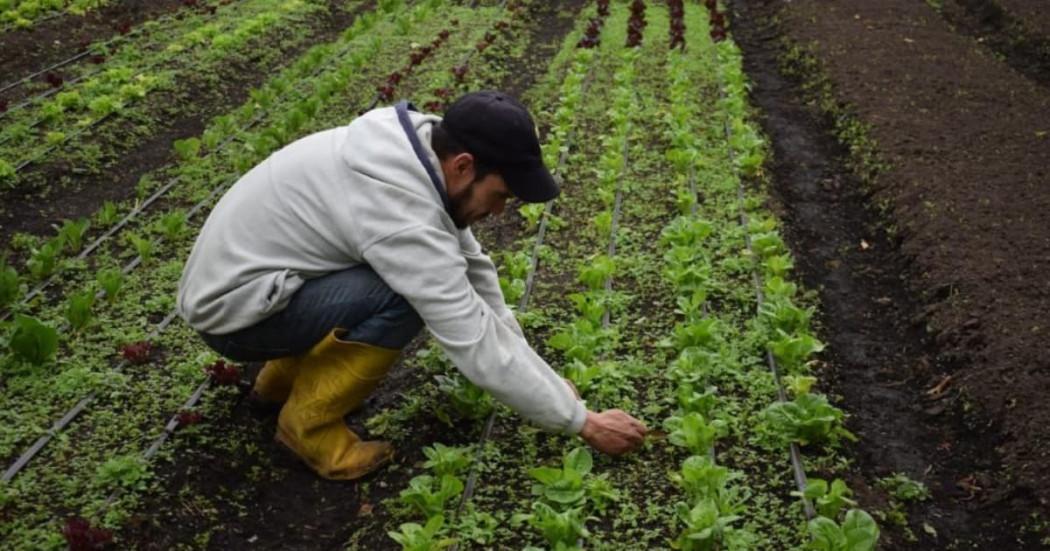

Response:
(0, 0), (1045, 549)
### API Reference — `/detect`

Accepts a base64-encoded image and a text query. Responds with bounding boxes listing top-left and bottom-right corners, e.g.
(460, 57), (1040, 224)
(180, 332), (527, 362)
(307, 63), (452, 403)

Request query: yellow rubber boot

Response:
(275, 330), (400, 480)
(251, 356), (301, 405)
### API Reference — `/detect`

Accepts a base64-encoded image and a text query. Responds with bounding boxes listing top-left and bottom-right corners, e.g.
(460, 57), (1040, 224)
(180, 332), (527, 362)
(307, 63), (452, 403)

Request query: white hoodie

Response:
(176, 106), (586, 435)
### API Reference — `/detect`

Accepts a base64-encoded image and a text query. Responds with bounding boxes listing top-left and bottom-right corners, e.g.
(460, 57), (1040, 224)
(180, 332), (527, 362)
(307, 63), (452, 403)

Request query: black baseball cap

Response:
(441, 91), (559, 203)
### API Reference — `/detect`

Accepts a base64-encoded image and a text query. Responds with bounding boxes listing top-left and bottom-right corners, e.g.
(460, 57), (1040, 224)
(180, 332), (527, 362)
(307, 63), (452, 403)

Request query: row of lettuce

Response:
(370, 1), (882, 549)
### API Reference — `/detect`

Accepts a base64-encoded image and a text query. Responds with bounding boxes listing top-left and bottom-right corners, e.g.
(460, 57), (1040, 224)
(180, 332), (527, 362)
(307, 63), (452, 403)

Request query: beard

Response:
(448, 178), (480, 229)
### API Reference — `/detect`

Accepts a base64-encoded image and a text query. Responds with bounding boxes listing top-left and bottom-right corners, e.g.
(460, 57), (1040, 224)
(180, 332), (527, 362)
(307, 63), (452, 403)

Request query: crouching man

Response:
(176, 91), (647, 480)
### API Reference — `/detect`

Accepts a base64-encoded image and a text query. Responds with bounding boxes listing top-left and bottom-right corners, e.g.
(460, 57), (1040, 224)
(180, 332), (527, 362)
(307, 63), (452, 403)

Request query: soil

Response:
(0, 0), (194, 93)
(730, 0), (1050, 547)
(0, 0), (369, 254)
(937, 0), (1050, 88)
(118, 2), (587, 548)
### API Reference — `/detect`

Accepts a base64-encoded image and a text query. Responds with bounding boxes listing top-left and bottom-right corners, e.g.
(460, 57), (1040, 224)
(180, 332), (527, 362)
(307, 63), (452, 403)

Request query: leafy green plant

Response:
(578, 255), (615, 290)
(548, 318), (606, 364)
(388, 514), (455, 550)
(761, 393), (855, 447)
(127, 233), (154, 262)
(876, 473), (930, 502)
(795, 478), (858, 519)
(528, 447), (618, 512)
(155, 210), (187, 241)
(56, 218), (90, 253)
(96, 268), (124, 302)
(434, 373), (493, 421)
(66, 291), (95, 331)
(665, 412), (728, 456)
(674, 498), (741, 551)
(422, 443), (471, 477)
(760, 296), (814, 334)
(26, 240), (60, 280)
(8, 314), (58, 365)
(807, 509), (880, 551)
(0, 259), (20, 307)
(672, 455), (738, 504)
(94, 455), (150, 490)
(96, 201), (119, 226)
(515, 502), (589, 550)
(673, 318), (721, 351)
(677, 384), (720, 417)
(398, 474), (463, 518)
(769, 329), (824, 373)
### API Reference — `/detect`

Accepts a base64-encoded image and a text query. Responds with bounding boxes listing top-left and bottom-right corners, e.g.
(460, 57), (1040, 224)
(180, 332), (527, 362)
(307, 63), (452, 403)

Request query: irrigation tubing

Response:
(6, 2), (323, 175)
(0, 1), (390, 323)
(712, 38), (816, 520)
(0, 0), (468, 482)
(0, 0), (230, 97)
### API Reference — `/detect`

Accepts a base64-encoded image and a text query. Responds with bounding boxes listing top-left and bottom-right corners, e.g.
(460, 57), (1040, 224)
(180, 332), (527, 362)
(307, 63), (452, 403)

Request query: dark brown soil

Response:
(730, 0), (1050, 546)
(0, 0), (369, 253)
(118, 3), (586, 548)
(0, 0), (193, 88)
(938, 0), (1050, 88)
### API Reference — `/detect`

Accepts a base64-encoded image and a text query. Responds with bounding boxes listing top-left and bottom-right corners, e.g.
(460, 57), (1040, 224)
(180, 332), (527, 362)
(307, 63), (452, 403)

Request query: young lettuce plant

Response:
(761, 393), (855, 447)
(435, 372), (494, 421)
(66, 290), (95, 331)
(0, 259), (20, 307)
(769, 329), (824, 374)
(56, 218), (90, 253)
(96, 268), (124, 303)
(794, 478), (858, 519)
(806, 509), (880, 551)
(8, 314), (58, 366)
(421, 443), (471, 477)
(526, 447), (619, 518)
(665, 411), (729, 456)
(521, 503), (589, 551)
(388, 514), (455, 550)
(399, 474), (464, 519)
(674, 498), (741, 551)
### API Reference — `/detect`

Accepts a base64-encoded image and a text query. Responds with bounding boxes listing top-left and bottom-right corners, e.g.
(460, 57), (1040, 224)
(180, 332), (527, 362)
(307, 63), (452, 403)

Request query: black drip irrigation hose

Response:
(5, 0), (321, 175)
(714, 50), (816, 521)
(0, 1), (391, 324)
(0, 0), (228, 97)
(451, 61), (599, 544)
(0, 0), (464, 483)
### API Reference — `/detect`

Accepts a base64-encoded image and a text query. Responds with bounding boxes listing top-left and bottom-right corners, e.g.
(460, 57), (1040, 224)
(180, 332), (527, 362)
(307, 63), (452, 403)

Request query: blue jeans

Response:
(200, 265), (424, 362)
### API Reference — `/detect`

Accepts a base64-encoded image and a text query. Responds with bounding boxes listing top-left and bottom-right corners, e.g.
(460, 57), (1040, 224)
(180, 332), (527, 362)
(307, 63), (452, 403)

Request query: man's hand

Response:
(579, 409), (647, 456)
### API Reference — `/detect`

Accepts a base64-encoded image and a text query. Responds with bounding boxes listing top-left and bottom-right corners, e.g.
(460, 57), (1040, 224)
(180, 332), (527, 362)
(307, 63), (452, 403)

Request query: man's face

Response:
(448, 172), (513, 229)
(442, 153), (514, 229)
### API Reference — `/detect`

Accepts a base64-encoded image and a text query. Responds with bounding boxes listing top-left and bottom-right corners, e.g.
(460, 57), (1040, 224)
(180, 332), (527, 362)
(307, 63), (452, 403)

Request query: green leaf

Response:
(9, 314), (58, 365)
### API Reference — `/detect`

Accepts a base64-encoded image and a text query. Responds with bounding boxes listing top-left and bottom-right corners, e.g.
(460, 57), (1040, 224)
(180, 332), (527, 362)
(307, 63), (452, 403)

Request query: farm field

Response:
(0, 0), (1047, 549)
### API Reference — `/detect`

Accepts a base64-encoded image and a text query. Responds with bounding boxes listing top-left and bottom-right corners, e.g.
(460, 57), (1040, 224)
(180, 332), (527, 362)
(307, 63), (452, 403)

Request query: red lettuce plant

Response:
(176, 410), (204, 427)
(626, 0), (647, 48)
(62, 516), (112, 550)
(205, 360), (240, 385)
(121, 341), (152, 365)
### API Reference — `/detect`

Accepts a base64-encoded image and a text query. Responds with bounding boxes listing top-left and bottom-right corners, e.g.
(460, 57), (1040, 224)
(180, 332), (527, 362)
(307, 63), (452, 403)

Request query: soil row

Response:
(731, 0), (1050, 546)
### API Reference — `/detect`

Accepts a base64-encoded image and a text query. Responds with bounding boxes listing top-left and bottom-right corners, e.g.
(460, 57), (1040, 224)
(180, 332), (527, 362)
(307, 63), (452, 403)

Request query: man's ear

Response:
(451, 152), (475, 178)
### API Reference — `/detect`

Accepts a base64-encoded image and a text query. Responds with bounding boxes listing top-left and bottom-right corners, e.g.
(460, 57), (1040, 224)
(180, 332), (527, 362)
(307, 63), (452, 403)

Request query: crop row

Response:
(1, 0), (111, 31)
(0, 0), (334, 188)
(354, 2), (880, 549)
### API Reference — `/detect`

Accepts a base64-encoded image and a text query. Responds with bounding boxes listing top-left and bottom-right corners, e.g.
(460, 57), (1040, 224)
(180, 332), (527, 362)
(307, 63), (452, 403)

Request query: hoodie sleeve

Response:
(362, 224), (587, 435)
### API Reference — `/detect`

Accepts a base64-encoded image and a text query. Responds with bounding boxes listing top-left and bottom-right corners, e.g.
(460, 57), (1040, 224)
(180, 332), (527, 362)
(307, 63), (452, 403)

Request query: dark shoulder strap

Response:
(395, 100), (451, 215)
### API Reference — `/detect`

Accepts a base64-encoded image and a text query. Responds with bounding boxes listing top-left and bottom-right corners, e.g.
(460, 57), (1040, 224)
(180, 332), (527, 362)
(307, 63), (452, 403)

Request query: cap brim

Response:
(505, 163), (560, 203)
